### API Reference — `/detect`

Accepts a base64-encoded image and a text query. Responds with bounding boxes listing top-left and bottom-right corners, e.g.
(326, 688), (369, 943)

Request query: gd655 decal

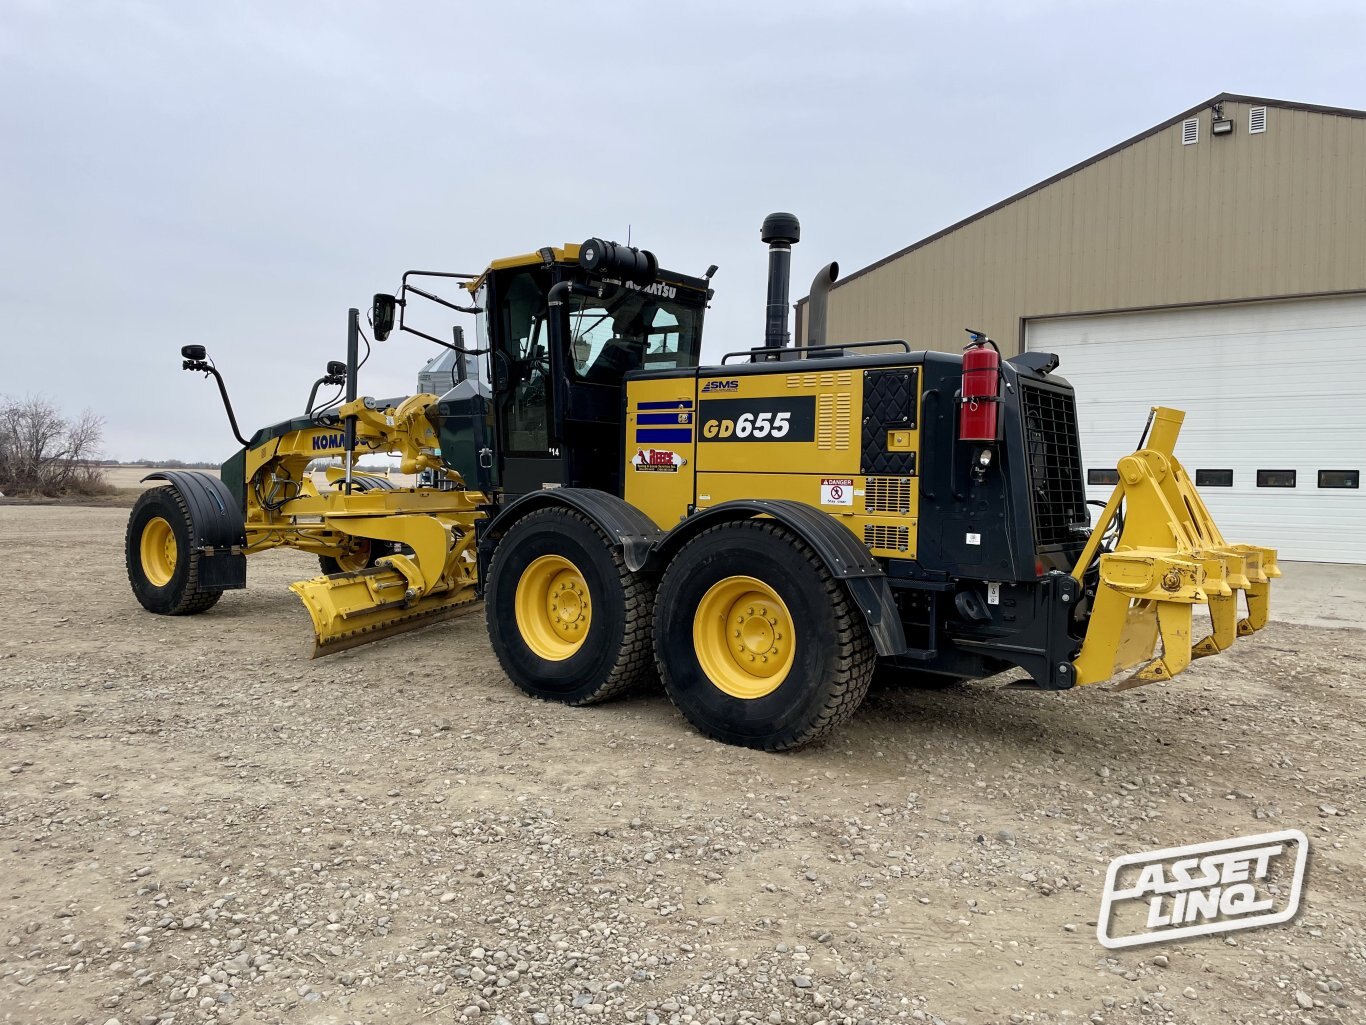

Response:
(699, 397), (816, 442)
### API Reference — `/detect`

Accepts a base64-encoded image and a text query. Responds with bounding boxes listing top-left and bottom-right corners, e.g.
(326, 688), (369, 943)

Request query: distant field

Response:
(2, 465), (415, 507)
(102, 465), (415, 492)
(102, 466), (221, 489)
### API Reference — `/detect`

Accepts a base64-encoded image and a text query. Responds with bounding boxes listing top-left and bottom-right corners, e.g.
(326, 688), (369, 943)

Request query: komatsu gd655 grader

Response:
(125, 213), (1278, 750)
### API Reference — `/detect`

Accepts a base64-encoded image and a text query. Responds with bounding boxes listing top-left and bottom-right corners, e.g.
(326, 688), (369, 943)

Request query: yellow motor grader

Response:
(126, 215), (1278, 749)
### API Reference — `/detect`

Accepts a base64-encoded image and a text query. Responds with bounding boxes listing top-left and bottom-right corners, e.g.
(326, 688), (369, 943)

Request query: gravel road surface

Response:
(2, 506), (1362, 1025)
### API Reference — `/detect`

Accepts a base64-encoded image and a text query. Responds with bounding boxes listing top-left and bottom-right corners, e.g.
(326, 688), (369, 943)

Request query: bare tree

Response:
(0, 395), (108, 496)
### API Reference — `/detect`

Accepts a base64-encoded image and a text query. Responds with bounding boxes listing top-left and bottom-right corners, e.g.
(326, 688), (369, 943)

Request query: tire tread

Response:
(654, 519), (875, 750)
(487, 507), (655, 705)
(125, 486), (223, 615)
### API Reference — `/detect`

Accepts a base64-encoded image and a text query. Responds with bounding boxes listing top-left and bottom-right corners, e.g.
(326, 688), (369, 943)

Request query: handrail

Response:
(720, 339), (913, 365)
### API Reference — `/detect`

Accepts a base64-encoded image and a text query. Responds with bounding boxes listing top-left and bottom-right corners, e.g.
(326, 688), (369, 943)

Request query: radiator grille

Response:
(864, 477), (912, 514)
(1020, 383), (1087, 549)
(863, 524), (910, 553)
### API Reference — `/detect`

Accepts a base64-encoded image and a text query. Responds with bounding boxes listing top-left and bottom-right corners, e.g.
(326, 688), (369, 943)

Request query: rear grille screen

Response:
(1020, 383), (1087, 549)
(864, 477), (912, 514)
(863, 524), (910, 553)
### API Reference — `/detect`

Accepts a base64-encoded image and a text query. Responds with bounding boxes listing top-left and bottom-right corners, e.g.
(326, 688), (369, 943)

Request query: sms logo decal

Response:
(701, 379), (739, 393)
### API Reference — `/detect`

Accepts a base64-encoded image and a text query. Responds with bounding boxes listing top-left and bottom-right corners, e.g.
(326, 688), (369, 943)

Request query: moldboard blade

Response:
(290, 568), (482, 657)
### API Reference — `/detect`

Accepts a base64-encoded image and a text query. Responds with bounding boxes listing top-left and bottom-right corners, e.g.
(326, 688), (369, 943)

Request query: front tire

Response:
(653, 520), (875, 751)
(125, 486), (223, 615)
(486, 508), (654, 705)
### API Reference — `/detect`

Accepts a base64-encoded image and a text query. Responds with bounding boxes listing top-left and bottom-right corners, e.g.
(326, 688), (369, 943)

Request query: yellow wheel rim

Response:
(692, 575), (795, 699)
(140, 516), (179, 587)
(514, 554), (592, 661)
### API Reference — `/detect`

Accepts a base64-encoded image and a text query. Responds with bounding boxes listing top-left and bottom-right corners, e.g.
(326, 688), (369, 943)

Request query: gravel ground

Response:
(2, 506), (1363, 1025)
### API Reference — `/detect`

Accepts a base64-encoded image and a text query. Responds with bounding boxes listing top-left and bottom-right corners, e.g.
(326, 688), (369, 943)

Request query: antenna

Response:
(626, 224), (631, 247)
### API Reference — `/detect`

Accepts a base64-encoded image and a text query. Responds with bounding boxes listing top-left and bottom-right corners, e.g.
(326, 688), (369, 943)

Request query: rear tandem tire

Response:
(485, 507), (655, 706)
(125, 486), (224, 616)
(653, 520), (876, 751)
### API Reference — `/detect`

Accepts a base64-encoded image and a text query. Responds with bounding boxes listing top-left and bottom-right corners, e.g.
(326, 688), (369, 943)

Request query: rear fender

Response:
(141, 470), (247, 590)
(476, 489), (664, 594)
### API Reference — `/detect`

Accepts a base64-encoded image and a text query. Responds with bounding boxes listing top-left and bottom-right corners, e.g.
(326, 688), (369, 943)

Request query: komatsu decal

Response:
(311, 433), (346, 451)
(622, 280), (678, 300)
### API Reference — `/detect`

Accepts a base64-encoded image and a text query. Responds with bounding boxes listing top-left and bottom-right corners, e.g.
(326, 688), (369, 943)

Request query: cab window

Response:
(569, 288), (702, 383)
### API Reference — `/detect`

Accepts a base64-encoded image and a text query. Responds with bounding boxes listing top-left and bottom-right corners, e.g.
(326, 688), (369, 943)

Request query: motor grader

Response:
(126, 213), (1278, 750)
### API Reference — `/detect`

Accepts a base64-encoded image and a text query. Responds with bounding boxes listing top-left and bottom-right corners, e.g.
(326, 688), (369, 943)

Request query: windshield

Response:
(570, 283), (704, 382)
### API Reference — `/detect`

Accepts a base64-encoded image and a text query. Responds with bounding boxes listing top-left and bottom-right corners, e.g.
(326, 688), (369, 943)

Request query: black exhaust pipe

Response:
(761, 212), (800, 349)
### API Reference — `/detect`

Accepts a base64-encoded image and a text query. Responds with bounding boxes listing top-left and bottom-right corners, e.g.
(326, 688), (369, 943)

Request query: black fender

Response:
(141, 470), (247, 590)
(653, 500), (907, 658)
(476, 488), (665, 594)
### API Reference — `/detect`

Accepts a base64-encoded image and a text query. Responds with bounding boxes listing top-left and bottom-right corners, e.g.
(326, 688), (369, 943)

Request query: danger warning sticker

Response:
(632, 449), (686, 473)
(820, 478), (854, 506)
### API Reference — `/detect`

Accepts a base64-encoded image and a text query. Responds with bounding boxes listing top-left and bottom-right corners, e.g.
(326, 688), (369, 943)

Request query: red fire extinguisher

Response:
(959, 329), (1000, 442)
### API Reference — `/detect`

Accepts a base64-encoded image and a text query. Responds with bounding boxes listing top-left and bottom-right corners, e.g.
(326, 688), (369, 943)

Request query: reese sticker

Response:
(820, 478), (854, 506)
(632, 449), (686, 473)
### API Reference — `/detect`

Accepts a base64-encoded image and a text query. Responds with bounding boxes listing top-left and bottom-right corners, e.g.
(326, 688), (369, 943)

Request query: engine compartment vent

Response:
(863, 523), (910, 554)
(865, 477), (912, 514)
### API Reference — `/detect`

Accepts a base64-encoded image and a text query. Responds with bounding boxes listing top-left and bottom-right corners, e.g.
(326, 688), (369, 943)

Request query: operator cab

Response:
(471, 244), (711, 499)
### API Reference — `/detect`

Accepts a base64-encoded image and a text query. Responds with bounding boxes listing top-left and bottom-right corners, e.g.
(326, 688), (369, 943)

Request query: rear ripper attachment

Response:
(1071, 407), (1280, 687)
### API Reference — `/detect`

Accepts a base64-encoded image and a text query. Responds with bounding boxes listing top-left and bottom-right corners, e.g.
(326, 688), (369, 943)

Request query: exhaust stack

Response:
(761, 212), (800, 349)
(805, 262), (839, 348)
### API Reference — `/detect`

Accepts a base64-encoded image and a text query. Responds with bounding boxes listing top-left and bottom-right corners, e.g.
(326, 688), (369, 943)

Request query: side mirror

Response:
(372, 293), (397, 341)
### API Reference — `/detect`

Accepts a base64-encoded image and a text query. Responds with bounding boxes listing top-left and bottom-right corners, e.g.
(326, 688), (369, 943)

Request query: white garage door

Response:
(1026, 294), (1366, 564)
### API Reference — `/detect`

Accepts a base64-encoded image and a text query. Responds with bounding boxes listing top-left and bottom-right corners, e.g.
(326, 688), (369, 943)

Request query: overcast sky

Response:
(2, 0), (1361, 461)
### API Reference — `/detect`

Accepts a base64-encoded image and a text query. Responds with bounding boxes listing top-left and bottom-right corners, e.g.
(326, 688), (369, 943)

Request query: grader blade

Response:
(290, 565), (482, 657)
(1072, 407), (1280, 687)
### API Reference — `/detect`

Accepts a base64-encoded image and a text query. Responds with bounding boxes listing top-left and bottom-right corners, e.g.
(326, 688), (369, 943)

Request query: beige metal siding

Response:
(806, 101), (1366, 355)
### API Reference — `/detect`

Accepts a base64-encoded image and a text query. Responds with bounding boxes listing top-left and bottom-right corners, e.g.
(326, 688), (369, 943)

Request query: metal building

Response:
(797, 94), (1366, 563)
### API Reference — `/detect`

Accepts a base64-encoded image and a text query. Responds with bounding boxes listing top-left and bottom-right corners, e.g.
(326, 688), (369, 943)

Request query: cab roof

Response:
(466, 243), (712, 297)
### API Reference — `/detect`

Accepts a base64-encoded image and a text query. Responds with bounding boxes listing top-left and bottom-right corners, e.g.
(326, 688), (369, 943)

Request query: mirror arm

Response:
(185, 362), (250, 448)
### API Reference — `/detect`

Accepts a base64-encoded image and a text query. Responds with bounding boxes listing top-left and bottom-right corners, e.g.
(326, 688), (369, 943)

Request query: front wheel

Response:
(485, 508), (655, 705)
(125, 486), (223, 615)
(653, 520), (875, 751)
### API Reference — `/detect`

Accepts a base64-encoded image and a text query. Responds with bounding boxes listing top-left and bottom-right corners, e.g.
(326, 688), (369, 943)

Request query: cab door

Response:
(487, 266), (563, 498)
